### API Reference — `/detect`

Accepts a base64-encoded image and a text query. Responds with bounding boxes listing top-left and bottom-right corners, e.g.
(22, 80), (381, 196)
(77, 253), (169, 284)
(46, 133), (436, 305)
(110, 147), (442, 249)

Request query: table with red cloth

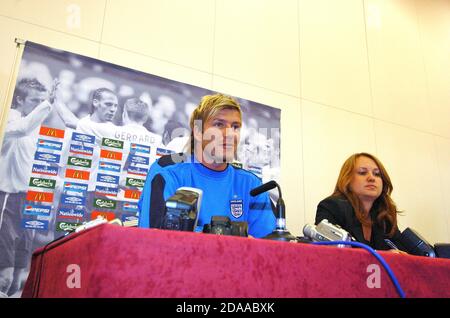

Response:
(22, 223), (450, 298)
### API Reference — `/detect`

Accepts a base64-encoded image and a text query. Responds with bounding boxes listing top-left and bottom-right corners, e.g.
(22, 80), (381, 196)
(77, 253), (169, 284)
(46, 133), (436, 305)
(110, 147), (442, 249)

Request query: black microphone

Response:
(250, 180), (277, 197)
(249, 180), (295, 242)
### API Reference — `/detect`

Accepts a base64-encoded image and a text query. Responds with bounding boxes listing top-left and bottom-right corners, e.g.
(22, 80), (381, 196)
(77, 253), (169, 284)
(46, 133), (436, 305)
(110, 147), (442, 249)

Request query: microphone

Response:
(250, 180), (277, 197)
(250, 180), (295, 242)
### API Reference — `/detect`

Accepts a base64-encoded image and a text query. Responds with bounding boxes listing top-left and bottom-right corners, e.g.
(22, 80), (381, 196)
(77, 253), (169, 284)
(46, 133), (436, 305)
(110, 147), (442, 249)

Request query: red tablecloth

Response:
(22, 224), (450, 298)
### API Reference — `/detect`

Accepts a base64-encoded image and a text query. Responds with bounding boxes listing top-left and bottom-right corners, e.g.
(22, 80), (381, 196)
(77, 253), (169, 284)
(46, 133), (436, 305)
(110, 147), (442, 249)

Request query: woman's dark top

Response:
(315, 196), (406, 251)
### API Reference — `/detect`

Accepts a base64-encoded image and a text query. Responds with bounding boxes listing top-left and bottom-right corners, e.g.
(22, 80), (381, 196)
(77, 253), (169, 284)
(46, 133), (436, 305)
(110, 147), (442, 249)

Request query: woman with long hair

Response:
(315, 153), (406, 251)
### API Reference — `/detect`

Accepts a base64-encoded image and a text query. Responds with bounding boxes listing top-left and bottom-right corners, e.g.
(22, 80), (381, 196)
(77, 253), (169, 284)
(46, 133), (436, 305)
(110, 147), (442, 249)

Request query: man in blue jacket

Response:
(138, 93), (275, 238)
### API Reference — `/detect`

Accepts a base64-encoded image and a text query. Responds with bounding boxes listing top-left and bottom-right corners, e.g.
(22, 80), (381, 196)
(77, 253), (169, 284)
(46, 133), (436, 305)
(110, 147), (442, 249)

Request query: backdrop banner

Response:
(0, 41), (280, 297)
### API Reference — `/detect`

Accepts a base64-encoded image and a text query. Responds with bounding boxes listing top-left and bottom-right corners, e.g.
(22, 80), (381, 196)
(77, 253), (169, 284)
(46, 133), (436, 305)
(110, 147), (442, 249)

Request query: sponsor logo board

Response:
(39, 126), (65, 139)
(31, 164), (59, 176)
(72, 132), (95, 144)
(34, 151), (61, 163)
(22, 204), (52, 217)
(29, 177), (56, 189)
(65, 168), (90, 181)
(26, 190), (54, 203)
(102, 138), (124, 149)
(67, 156), (92, 168)
(22, 219), (49, 230)
(37, 139), (63, 151)
(100, 149), (122, 161)
(91, 211), (116, 221)
(70, 144), (94, 156)
(57, 207), (85, 220)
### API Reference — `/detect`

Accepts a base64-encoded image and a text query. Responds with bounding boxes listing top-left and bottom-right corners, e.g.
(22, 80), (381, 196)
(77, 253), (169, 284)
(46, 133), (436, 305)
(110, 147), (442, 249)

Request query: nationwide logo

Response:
(123, 202), (139, 212)
(100, 149), (122, 161)
(22, 204), (52, 217)
(126, 177), (145, 188)
(127, 166), (148, 176)
(39, 126), (65, 139)
(56, 221), (80, 232)
(99, 161), (121, 173)
(91, 211), (115, 221)
(95, 185), (118, 197)
(26, 190), (54, 203)
(156, 148), (174, 157)
(102, 138), (124, 149)
(22, 219), (49, 230)
(67, 156), (92, 168)
(72, 132), (95, 144)
(65, 168), (90, 181)
(97, 173), (119, 185)
(37, 139), (63, 151)
(93, 198), (116, 210)
(124, 189), (141, 200)
(129, 155), (149, 166)
(34, 151), (61, 163)
(70, 144), (94, 156)
(61, 194), (86, 206)
(131, 143), (150, 154)
(29, 177), (56, 189)
(31, 164), (59, 176)
(64, 181), (88, 192)
(57, 207), (84, 220)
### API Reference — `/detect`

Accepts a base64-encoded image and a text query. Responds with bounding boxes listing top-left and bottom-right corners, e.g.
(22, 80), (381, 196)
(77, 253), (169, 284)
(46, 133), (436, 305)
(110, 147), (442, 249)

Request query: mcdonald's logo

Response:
(91, 211), (115, 221)
(39, 126), (65, 139)
(100, 149), (123, 161)
(124, 189), (141, 200)
(26, 190), (54, 203)
(65, 168), (90, 181)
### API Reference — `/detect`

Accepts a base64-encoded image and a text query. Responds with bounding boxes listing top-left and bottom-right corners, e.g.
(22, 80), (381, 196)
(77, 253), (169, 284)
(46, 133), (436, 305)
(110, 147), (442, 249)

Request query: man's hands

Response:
(48, 78), (60, 104)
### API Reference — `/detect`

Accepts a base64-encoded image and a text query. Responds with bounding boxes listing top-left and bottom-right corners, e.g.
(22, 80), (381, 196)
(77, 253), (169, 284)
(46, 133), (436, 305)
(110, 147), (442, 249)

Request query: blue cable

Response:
(312, 241), (406, 298)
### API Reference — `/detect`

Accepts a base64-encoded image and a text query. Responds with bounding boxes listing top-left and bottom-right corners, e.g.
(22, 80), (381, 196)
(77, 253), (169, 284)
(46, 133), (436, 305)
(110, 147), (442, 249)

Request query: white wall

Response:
(0, 0), (449, 243)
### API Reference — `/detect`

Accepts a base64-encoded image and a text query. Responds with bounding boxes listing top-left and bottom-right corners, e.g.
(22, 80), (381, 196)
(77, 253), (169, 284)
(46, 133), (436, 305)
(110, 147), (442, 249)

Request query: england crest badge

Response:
(230, 199), (243, 218)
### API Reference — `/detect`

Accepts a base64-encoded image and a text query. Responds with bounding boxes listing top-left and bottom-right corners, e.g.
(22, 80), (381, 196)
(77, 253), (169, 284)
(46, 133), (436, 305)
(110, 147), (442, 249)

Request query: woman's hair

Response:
(184, 93), (242, 153)
(332, 152), (399, 237)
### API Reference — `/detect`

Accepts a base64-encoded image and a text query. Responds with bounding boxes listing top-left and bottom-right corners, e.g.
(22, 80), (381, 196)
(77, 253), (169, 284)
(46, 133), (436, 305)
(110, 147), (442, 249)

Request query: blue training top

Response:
(138, 154), (276, 238)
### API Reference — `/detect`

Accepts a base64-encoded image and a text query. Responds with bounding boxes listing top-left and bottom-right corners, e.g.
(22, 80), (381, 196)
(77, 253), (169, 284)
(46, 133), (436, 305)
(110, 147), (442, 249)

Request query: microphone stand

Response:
(263, 184), (296, 242)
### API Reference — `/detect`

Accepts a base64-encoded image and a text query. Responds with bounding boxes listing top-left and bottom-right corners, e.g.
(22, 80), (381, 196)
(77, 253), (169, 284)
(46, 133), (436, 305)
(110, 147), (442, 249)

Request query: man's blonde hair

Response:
(185, 93), (242, 153)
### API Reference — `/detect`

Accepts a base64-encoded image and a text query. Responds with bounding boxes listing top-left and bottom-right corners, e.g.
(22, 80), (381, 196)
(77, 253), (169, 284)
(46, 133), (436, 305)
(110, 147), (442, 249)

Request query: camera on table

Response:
(161, 187), (202, 232)
(303, 219), (354, 247)
(203, 216), (248, 237)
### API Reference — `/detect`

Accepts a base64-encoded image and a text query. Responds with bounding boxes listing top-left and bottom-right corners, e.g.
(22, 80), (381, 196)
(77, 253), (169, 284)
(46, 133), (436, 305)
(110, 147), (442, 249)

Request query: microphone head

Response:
(250, 180), (278, 197)
(302, 224), (315, 239)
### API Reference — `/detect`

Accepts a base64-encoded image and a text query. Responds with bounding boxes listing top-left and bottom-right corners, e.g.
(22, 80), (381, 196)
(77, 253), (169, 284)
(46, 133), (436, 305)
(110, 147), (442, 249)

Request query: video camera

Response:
(161, 187), (202, 232)
(302, 219), (354, 247)
(203, 216), (248, 237)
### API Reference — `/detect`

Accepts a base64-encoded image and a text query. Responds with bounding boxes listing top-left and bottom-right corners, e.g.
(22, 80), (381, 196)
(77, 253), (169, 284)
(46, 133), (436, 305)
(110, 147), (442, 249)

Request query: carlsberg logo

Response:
(94, 199), (116, 209)
(126, 178), (145, 187)
(29, 177), (56, 189)
(68, 156), (91, 167)
(57, 222), (79, 232)
(102, 138), (123, 149)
